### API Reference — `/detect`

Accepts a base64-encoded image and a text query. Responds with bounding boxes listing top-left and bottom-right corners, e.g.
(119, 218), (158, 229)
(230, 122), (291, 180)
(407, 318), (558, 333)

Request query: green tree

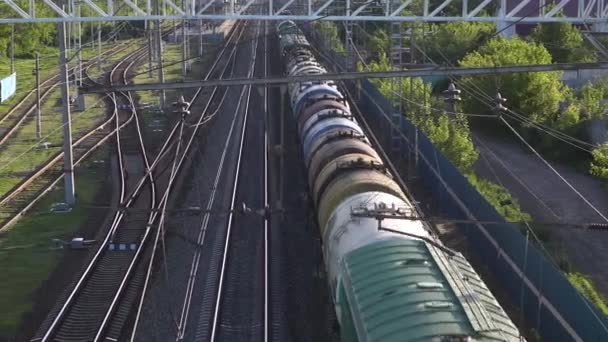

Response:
(556, 102), (581, 129)
(530, 20), (596, 63)
(314, 21), (345, 53)
(367, 29), (389, 57)
(579, 81), (608, 119)
(459, 37), (568, 124)
(590, 144), (608, 179)
(0, 1), (56, 58)
(361, 53), (478, 171)
(421, 21), (495, 63)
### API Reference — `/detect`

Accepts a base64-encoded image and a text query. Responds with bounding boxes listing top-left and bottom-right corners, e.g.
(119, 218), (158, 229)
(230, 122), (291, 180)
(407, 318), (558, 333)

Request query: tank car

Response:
(277, 23), (524, 342)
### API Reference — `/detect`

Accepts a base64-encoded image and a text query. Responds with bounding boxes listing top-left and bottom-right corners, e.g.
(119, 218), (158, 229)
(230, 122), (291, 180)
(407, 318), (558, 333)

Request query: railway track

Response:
(0, 42), (153, 234)
(160, 21), (272, 342)
(34, 21), (248, 342)
(31, 44), (156, 342)
(0, 42), (129, 147)
(131, 20), (252, 342)
(210, 22), (267, 342)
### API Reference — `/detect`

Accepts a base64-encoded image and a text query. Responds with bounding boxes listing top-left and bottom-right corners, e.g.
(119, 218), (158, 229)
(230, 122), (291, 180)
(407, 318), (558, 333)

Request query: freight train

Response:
(277, 20), (525, 342)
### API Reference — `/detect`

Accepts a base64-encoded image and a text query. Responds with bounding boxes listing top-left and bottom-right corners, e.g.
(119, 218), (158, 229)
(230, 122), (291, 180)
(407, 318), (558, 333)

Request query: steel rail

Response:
(209, 21), (260, 342)
(38, 45), (153, 341)
(0, 43), (130, 147)
(90, 46), (161, 341)
(0, 43), (150, 234)
(0, 52), (142, 235)
(124, 20), (248, 341)
(130, 22), (248, 338)
(262, 19), (269, 342)
(170, 21), (248, 341)
(0, 42), (126, 125)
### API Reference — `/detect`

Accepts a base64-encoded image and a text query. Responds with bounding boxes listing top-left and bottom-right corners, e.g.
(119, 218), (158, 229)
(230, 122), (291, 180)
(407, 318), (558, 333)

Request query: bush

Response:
(590, 144), (608, 179)
(567, 272), (608, 316)
(466, 173), (532, 223)
(314, 21), (345, 54)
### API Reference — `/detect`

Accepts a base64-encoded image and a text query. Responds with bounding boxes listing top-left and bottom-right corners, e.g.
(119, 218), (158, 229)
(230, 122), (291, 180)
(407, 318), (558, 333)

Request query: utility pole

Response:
(155, 0), (165, 108)
(147, 21), (153, 78)
(443, 82), (462, 117)
(182, 16), (187, 77)
(409, 26), (418, 176)
(279, 85), (286, 206)
(97, 23), (102, 73)
(199, 19), (204, 58)
(33, 53), (42, 139)
(10, 24), (15, 74)
(76, 3), (82, 87)
(58, 22), (76, 206)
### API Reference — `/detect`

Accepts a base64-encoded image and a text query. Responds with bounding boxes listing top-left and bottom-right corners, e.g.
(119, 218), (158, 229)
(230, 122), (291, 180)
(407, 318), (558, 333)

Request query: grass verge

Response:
(0, 91), (106, 202)
(567, 272), (608, 316)
(0, 151), (108, 336)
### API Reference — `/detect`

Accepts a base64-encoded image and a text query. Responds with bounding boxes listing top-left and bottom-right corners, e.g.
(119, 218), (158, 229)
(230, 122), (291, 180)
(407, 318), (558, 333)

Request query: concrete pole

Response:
(35, 53), (42, 139)
(147, 21), (153, 78)
(279, 85), (286, 207)
(77, 4), (82, 86)
(97, 23), (102, 73)
(156, 1), (165, 108)
(199, 19), (204, 58)
(410, 29), (418, 172)
(66, 2), (71, 54)
(182, 17), (187, 77)
(10, 25), (14, 74)
(59, 22), (76, 206)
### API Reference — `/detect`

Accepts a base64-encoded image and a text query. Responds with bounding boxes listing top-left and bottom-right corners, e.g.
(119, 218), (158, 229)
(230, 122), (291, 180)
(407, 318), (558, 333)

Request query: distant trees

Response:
(578, 79), (608, 120)
(459, 37), (569, 125)
(590, 144), (608, 179)
(530, 18), (596, 63)
(420, 21), (495, 63)
(0, 1), (56, 58)
(314, 21), (345, 53)
(360, 53), (479, 172)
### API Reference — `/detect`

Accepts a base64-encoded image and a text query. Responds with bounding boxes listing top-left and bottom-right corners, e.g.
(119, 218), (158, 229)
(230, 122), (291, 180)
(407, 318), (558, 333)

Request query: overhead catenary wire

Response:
(0, 93), (120, 174)
(408, 24), (608, 238)
(364, 13), (598, 152)
(423, 42), (597, 151)
(498, 115), (608, 223)
(325, 19), (608, 335)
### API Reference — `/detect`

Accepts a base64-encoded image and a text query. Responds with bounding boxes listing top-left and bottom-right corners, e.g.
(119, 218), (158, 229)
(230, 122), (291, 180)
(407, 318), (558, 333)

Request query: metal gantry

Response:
(3, 0), (608, 24)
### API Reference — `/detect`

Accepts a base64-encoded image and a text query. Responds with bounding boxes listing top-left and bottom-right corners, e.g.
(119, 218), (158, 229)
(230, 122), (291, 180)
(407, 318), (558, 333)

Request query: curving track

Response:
(0, 43), (129, 147)
(34, 21), (249, 342)
(0, 43), (145, 234)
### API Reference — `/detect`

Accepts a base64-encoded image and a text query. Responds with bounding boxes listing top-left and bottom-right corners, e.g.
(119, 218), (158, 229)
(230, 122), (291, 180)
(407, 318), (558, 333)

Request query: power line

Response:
(499, 114), (608, 223)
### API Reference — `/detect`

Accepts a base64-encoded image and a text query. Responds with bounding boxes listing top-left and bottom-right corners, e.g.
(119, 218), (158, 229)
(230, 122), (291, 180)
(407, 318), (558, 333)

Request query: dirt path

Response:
(473, 132), (608, 296)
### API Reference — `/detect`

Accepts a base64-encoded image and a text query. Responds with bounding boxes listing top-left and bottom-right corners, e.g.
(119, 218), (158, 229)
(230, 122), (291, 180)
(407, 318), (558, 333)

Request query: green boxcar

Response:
(338, 239), (522, 342)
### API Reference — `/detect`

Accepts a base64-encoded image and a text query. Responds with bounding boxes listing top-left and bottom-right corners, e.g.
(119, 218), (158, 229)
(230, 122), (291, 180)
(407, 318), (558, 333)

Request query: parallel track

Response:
(34, 45), (157, 342)
(0, 42), (146, 234)
(203, 21), (270, 342)
(0, 43), (128, 147)
(132, 20), (251, 342)
(37, 21), (248, 342)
